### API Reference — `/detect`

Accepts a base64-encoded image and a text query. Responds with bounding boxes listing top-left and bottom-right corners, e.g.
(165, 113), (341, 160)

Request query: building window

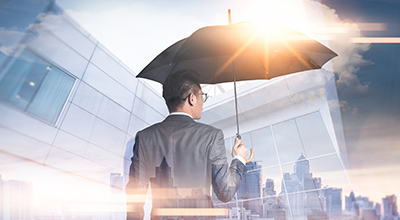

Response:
(0, 49), (75, 124)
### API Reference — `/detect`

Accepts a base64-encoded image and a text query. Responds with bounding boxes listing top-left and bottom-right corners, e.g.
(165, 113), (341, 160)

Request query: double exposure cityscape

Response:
(1, 155), (398, 219)
(1, 0), (399, 220)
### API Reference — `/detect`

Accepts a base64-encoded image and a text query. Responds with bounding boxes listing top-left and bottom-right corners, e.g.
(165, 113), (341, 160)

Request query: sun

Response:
(245, 0), (310, 30)
(228, 0), (335, 43)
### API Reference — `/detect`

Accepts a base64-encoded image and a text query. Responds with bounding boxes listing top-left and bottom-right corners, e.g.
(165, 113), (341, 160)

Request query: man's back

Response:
(134, 114), (222, 197)
(126, 70), (248, 220)
(127, 114), (247, 219)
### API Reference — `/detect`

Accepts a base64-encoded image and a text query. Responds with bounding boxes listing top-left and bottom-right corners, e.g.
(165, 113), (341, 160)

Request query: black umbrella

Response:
(137, 21), (337, 162)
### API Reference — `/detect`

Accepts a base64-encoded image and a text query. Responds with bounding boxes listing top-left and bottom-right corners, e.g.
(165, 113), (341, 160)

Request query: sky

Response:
(53, 0), (400, 205)
(321, 0), (400, 203)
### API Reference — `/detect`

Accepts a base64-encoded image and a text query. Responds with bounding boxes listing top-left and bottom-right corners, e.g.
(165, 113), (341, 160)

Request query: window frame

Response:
(0, 46), (78, 126)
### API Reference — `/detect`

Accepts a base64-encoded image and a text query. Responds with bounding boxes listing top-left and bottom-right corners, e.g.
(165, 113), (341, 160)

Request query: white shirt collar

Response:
(169, 112), (193, 119)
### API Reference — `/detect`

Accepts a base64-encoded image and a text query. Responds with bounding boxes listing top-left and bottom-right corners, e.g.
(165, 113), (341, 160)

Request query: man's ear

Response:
(188, 93), (195, 106)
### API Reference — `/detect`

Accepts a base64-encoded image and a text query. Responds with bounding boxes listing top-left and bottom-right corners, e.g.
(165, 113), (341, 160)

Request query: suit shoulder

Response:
(194, 121), (222, 134)
(136, 121), (163, 136)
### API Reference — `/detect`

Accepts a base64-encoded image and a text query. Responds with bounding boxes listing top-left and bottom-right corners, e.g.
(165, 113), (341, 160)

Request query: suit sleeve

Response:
(209, 129), (247, 202)
(126, 135), (148, 220)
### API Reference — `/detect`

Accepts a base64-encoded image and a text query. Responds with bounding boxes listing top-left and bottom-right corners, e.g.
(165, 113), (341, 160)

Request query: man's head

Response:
(163, 69), (204, 119)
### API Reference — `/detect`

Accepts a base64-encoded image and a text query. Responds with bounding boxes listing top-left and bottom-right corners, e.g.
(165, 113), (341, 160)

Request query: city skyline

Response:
(214, 153), (397, 218)
(1, 151), (398, 219)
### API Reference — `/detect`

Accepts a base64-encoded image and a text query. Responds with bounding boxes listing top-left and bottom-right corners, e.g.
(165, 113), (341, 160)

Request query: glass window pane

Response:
(308, 155), (349, 188)
(0, 49), (75, 124)
(72, 82), (103, 115)
(83, 63), (133, 110)
(90, 47), (138, 93)
(272, 119), (304, 164)
(0, 103), (58, 144)
(242, 127), (279, 167)
(27, 66), (75, 124)
(127, 114), (149, 137)
(39, 10), (96, 60)
(88, 118), (126, 156)
(97, 96), (130, 131)
(25, 29), (88, 78)
(60, 103), (97, 140)
(0, 50), (49, 109)
(132, 98), (164, 125)
(295, 112), (336, 157)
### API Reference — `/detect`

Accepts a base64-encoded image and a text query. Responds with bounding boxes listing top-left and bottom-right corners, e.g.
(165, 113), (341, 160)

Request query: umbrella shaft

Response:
(234, 74), (241, 140)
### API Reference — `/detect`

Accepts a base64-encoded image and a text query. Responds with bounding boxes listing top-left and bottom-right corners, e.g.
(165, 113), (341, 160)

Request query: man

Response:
(126, 69), (248, 219)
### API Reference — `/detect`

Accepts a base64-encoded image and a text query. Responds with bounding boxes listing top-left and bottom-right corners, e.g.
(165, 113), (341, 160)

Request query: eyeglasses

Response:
(196, 93), (209, 103)
(183, 92), (209, 103)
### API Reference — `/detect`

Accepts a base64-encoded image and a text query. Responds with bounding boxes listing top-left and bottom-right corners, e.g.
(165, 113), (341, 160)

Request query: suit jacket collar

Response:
(169, 112), (193, 118)
(164, 114), (195, 123)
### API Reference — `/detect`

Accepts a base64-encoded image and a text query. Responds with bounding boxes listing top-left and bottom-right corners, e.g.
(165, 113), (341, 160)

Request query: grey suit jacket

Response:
(126, 114), (247, 219)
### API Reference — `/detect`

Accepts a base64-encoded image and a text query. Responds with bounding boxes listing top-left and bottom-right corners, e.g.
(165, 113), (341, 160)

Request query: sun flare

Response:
(247, 0), (310, 31)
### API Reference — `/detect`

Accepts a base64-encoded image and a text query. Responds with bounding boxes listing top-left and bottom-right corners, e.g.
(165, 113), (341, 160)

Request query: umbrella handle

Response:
(246, 148), (254, 163)
(236, 134), (254, 163)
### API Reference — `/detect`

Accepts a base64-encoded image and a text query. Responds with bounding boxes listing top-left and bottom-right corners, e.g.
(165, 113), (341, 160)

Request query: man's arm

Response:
(210, 130), (248, 202)
(126, 135), (148, 220)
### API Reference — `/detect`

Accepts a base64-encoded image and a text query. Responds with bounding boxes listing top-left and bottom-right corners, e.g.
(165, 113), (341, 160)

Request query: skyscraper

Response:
(345, 191), (356, 212)
(264, 179), (276, 195)
(324, 187), (342, 218)
(295, 153), (310, 180)
(263, 179), (277, 204)
(237, 161), (262, 215)
(383, 194), (399, 219)
(376, 203), (382, 216)
(0, 178), (34, 220)
(150, 157), (175, 211)
(279, 154), (329, 219)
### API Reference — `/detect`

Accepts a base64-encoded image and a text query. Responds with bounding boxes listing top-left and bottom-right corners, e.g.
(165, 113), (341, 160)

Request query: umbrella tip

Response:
(228, 9), (232, 25)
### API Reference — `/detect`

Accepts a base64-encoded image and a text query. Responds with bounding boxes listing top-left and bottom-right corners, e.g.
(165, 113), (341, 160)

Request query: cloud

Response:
(260, 0), (372, 114)
(307, 2), (372, 99)
(0, 27), (25, 56)
(338, 100), (358, 115)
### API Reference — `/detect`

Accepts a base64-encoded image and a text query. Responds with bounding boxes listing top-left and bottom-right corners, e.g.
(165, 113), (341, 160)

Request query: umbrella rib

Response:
(176, 45), (190, 59)
(167, 62), (180, 83)
(277, 35), (314, 70)
(213, 55), (219, 84)
(256, 52), (269, 79)
(302, 52), (320, 69)
(213, 29), (261, 82)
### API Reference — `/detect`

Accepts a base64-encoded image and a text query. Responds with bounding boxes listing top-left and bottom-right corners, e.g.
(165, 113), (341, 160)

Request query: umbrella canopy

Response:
(137, 21), (337, 163)
(137, 22), (337, 85)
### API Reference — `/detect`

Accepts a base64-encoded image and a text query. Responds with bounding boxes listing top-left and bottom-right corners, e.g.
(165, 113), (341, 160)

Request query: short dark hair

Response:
(162, 69), (201, 112)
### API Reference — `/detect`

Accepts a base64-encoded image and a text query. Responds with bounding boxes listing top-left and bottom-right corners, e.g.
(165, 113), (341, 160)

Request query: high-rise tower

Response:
(294, 153), (310, 180)
(383, 194), (398, 218)
(237, 161), (262, 215)
(150, 157), (175, 210)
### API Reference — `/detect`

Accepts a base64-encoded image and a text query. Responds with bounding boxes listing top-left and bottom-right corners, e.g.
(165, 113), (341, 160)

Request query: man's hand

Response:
(232, 137), (248, 160)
